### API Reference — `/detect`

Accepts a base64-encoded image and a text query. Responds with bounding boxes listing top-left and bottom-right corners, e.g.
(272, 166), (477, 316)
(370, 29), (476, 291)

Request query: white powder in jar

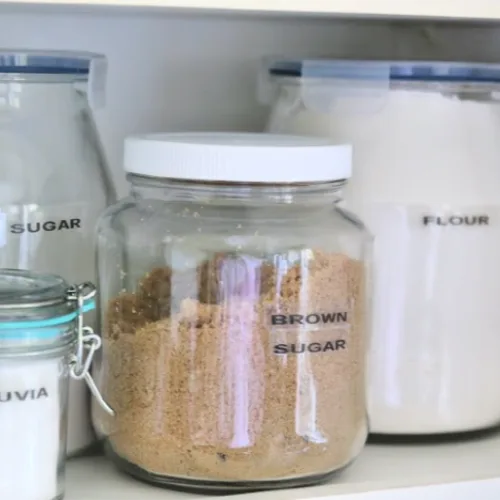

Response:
(0, 358), (61, 500)
(269, 86), (500, 433)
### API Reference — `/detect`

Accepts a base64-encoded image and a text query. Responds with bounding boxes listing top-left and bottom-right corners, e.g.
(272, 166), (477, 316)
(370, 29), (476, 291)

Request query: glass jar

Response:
(0, 50), (115, 455)
(265, 59), (500, 435)
(92, 132), (371, 492)
(0, 269), (100, 500)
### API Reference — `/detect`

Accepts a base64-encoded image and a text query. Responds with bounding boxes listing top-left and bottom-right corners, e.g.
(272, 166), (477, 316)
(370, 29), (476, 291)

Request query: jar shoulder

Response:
(97, 198), (371, 266)
(99, 198), (369, 234)
(334, 205), (371, 236)
(97, 196), (138, 228)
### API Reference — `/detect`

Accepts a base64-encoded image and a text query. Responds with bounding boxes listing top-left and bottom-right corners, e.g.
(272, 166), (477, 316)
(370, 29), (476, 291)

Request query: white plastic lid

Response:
(124, 132), (351, 183)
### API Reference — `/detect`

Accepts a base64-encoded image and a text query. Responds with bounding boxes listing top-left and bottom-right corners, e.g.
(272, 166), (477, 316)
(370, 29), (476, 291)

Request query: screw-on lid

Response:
(124, 133), (351, 183)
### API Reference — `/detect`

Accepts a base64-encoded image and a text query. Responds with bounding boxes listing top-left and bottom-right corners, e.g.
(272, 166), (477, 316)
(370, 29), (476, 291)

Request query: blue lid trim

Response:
(0, 52), (91, 75)
(269, 60), (500, 84)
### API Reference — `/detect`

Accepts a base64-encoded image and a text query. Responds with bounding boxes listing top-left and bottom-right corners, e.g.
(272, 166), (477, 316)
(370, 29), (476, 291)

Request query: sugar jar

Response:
(92, 132), (371, 493)
(0, 50), (115, 454)
(0, 269), (101, 500)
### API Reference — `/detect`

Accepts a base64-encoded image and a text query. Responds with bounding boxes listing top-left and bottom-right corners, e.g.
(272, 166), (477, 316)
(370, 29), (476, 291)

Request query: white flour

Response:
(269, 86), (500, 433)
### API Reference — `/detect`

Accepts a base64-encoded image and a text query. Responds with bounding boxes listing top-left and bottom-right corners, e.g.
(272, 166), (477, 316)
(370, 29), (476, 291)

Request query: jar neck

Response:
(0, 75), (87, 114)
(128, 174), (346, 206)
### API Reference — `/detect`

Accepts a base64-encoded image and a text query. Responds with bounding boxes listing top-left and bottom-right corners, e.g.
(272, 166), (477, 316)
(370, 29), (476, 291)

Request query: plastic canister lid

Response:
(0, 50), (108, 108)
(268, 59), (500, 83)
(0, 50), (99, 75)
(124, 133), (352, 183)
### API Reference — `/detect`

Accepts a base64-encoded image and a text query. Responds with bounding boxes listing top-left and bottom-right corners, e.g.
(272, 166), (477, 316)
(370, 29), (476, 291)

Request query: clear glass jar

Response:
(0, 269), (99, 500)
(0, 51), (115, 455)
(92, 133), (371, 493)
(265, 59), (500, 435)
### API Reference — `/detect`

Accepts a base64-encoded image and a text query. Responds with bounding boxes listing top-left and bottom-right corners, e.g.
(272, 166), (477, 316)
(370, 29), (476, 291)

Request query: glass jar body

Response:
(93, 176), (371, 492)
(0, 348), (72, 500)
(0, 75), (114, 454)
(267, 72), (500, 435)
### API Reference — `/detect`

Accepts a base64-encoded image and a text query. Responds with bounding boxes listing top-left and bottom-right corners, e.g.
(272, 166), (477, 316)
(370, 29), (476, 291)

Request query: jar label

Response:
(0, 202), (101, 283)
(422, 214), (489, 226)
(0, 388), (49, 402)
(9, 218), (82, 234)
(268, 304), (354, 356)
(270, 310), (350, 326)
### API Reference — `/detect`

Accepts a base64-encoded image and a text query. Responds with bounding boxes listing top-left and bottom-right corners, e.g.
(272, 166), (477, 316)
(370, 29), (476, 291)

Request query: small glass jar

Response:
(93, 133), (371, 493)
(0, 269), (100, 500)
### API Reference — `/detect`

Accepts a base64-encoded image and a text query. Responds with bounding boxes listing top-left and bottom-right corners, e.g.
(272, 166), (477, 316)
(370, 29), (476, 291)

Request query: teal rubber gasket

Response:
(0, 328), (73, 340)
(0, 299), (95, 331)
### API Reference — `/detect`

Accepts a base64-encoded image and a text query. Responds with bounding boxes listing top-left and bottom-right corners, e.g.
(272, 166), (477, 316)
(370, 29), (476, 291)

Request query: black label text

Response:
(274, 339), (346, 355)
(423, 215), (489, 227)
(10, 219), (81, 234)
(271, 311), (348, 326)
(0, 388), (49, 403)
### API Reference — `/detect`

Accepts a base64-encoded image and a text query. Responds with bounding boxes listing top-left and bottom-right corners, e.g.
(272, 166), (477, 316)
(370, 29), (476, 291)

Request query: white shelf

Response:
(67, 431), (500, 500)
(1, 0), (500, 20)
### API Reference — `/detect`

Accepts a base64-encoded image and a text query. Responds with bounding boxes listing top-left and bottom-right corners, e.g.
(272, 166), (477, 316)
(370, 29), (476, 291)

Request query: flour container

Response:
(92, 132), (371, 492)
(265, 59), (500, 434)
(0, 51), (114, 454)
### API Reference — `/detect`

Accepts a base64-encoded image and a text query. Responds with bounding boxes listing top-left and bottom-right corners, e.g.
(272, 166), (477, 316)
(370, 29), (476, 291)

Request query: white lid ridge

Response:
(124, 132), (352, 183)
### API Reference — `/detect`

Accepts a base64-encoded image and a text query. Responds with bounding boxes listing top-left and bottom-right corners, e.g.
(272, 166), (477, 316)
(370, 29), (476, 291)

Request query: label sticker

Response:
(268, 305), (353, 356)
(0, 203), (101, 285)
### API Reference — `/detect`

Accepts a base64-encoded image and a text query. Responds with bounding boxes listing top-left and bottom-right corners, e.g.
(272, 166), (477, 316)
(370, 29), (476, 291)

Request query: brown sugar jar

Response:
(92, 132), (372, 493)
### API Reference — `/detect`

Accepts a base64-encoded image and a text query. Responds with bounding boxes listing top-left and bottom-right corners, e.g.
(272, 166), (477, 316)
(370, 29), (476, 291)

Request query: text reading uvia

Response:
(0, 388), (49, 402)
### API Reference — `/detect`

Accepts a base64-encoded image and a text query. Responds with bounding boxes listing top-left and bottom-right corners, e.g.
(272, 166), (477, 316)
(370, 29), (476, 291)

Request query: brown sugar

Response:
(97, 249), (367, 483)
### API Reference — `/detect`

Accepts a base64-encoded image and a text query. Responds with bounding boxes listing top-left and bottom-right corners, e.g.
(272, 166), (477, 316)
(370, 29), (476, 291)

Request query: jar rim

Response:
(0, 269), (69, 310)
(0, 270), (96, 351)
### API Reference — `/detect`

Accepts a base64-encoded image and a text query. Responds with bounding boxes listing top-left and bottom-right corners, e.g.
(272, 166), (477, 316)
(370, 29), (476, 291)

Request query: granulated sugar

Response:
(96, 250), (367, 483)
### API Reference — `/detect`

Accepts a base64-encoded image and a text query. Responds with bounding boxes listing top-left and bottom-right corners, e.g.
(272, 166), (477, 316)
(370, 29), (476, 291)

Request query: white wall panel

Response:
(0, 10), (496, 194)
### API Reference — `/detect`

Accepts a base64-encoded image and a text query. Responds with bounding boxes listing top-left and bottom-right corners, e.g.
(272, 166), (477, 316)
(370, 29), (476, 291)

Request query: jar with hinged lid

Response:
(0, 269), (103, 500)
